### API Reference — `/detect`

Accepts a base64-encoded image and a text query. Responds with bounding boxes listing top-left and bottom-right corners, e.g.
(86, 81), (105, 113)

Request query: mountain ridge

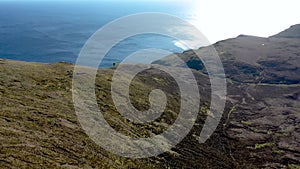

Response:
(153, 24), (300, 84)
(272, 24), (300, 39)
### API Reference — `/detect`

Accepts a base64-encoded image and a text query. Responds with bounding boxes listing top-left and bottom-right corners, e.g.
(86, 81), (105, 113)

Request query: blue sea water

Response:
(0, 1), (192, 67)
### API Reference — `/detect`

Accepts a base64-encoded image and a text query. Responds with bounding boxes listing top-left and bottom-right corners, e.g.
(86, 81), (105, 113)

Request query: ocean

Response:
(0, 1), (195, 67)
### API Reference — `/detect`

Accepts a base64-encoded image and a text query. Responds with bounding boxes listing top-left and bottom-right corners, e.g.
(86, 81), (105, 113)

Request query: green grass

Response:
(288, 164), (300, 169)
(1, 59), (292, 168)
(247, 142), (274, 150)
(241, 120), (252, 125)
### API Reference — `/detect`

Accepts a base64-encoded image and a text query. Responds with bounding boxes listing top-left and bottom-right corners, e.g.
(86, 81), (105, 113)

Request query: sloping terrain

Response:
(153, 24), (300, 84)
(0, 59), (241, 168)
(1, 24), (300, 168)
(1, 58), (299, 168)
(225, 82), (300, 168)
(272, 24), (300, 39)
(152, 24), (300, 168)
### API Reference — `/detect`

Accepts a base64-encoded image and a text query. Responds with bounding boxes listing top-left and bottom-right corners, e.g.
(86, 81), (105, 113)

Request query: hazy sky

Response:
(182, 0), (300, 43)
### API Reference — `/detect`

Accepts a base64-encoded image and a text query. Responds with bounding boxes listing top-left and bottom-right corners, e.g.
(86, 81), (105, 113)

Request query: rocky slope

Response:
(151, 24), (300, 168)
(153, 24), (300, 84)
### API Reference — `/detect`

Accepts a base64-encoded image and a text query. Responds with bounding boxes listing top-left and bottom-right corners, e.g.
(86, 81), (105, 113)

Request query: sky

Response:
(182, 0), (300, 43)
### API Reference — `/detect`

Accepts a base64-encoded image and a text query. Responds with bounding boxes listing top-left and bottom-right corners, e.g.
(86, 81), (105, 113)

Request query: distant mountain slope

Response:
(272, 24), (300, 38)
(153, 25), (300, 84)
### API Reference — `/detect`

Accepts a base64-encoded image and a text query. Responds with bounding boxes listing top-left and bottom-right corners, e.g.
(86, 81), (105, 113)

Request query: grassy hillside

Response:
(1, 58), (299, 168)
(0, 59), (238, 168)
